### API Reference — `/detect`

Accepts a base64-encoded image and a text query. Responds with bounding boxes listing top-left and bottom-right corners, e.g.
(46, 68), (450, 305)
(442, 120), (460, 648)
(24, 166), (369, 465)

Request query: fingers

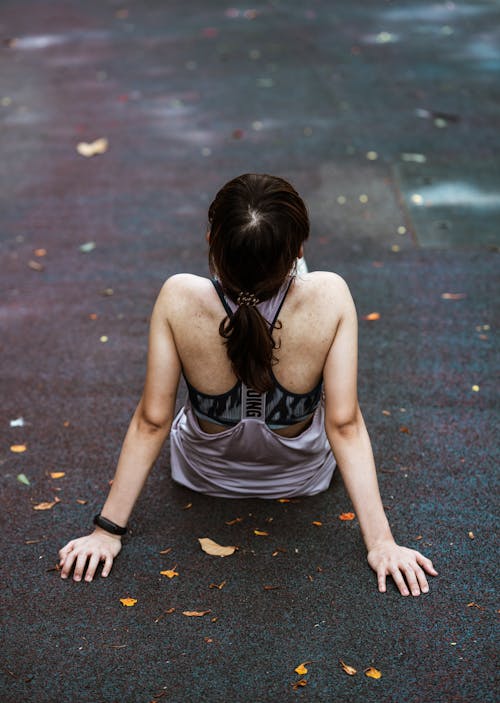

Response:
(101, 553), (113, 578)
(83, 553), (102, 582)
(415, 552), (438, 575)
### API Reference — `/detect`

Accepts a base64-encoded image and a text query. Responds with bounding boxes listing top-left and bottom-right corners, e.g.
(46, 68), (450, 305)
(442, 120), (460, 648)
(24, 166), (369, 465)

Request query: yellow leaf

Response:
(76, 137), (108, 157)
(120, 597), (137, 607)
(198, 537), (236, 557)
(50, 472), (65, 479)
(10, 444), (27, 453)
(339, 659), (357, 676)
(160, 567), (179, 579)
(182, 610), (211, 617)
(253, 529), (269, 536)
(364, 666), (382, 679)
(294, 662), (311, 675)
(339, 512), (355, 521)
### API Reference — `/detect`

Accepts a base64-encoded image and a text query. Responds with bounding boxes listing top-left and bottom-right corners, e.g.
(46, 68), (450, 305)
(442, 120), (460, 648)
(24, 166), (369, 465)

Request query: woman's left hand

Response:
(367, 540), (438, 596)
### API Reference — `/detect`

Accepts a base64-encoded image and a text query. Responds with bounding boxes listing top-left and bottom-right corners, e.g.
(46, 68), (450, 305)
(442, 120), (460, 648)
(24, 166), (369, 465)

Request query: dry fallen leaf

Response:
(182, 502), (192, 510)
(468, 531), (474, 539)
(441, 293), (466, 300)
(76, 137), (108, 157)
(399, 426), (410, 433)
(159, 547), (172, 554)
(120, 597), (137, 607)
(277, 498), (291, 503)
(362, 312), (381, 321)
(340, 659), (357, 676)
(28, 260), (44, 271)
(198, 537), (236, 557)
(76, 498), (88, 505)
(33, 496), (60, 510)
(153, 607), (175, 623)
(225, 517), (243, 525)
(339, 512), (355, 521)
(50, 472), (65, 479)
(312, 521), (323, 526)
(182, 610), (211, 617)
(253, 529), (269, 536)
(292, 679), (307, 690)
(263, 585), (280, 591)
(209, 581), (227, 590)
(10, 444), (27, 453)
(365, 667), (382, 679)
(160, 567), (179, 579)
(294, 662), (311, 675)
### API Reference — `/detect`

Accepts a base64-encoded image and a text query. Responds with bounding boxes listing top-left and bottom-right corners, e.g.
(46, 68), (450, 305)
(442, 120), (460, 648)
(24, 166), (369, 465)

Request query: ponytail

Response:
(219, 305), (279, 393)
(208, 173), (309, 394)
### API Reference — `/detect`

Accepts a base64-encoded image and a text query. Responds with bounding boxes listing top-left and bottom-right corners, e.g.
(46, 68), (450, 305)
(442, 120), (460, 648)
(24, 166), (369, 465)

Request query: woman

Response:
(58, 173), (438, 595)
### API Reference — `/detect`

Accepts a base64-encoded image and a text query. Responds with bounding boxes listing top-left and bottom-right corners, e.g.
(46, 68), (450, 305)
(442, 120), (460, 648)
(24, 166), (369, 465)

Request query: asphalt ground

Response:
(1, 1), (498, 702)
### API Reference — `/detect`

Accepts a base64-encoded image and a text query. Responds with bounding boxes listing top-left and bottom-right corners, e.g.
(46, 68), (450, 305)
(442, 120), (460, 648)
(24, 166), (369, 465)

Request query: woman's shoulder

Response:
(295, 270), (352, 302)
(155, 273), (218, 318)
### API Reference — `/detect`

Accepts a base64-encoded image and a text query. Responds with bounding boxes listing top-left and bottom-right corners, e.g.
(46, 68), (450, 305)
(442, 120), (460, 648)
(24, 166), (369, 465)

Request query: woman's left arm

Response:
(322, 276), (438, 596)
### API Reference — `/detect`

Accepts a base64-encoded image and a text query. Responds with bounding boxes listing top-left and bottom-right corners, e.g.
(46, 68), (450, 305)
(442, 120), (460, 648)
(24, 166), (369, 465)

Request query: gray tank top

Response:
(169, 276), (336, 498)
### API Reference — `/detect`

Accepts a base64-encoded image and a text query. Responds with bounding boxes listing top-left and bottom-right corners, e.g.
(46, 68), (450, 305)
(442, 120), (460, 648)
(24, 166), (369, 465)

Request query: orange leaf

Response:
(362, 312), (380, 320)
(50, 472), (65, 479)
(160, 567), (179, 579)
(365, 666), (382, 679)
(292, 679), (307, 690)
(33, 497), (60, 510)
(339, 512), (355, 521)
(182, 610), (211, 617)
(198, 537), (236, 557)
(34, 248), (47, 257)
(399, 426), (410, 433)
(10, 444), (27, 453)
(340, 659), (357, 676)
(120, 597), (137, 607)
(294, 662), (311, 675)
(277, 498), (291, 503)
(311, 521), (323, 526)
(253, 529), (269, 536)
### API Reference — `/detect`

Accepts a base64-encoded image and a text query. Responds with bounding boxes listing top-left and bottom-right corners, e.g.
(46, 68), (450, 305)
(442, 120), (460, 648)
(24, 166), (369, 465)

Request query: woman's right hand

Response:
(58, 528), (122, 582)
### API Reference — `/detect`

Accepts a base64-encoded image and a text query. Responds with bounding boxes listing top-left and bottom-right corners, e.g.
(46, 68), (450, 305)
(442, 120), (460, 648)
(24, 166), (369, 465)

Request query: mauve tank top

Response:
(169, 276), (337, 498)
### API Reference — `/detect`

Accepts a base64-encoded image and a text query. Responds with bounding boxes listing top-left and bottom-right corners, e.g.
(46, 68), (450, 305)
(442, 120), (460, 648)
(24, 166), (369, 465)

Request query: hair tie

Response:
(237, 291), (260, 307)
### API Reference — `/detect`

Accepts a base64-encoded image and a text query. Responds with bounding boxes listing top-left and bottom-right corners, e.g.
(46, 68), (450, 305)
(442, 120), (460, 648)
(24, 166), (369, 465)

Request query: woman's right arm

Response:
(58, 278), (182, 582)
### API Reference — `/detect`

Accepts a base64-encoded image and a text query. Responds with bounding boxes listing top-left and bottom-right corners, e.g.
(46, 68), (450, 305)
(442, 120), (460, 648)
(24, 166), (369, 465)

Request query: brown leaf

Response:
(182, 502), (192, 510)
(159, 547), (172, 554)
(263, 585), (280, 591)
(292, 679), (307, 690)
(399, 426), (410, 433)
(441, 292), (466, 300)
(33, 496), (60, 510)
(182, 610), (211, 617)
(209, 581), (227, 590)
(198, 537), (236, 557)
(153, 607), (175, 623)
(339, 512), (355, 521)
(76, 498), (88, 505)
(339, 659), (357, 676)
(364, 666), (382, 679)
(225, 517), (243, 525)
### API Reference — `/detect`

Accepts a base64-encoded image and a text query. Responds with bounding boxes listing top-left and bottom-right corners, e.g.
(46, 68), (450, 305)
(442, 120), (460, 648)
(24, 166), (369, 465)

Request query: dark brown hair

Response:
(208, 173), (309, 392)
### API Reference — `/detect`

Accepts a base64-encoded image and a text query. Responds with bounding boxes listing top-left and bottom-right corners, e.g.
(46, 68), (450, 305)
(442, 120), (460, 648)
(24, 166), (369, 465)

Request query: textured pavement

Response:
(1, 1), (498, 702)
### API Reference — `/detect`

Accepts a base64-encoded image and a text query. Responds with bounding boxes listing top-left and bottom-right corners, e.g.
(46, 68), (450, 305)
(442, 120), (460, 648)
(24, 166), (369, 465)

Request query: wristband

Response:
(93, 512), (127, 535)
